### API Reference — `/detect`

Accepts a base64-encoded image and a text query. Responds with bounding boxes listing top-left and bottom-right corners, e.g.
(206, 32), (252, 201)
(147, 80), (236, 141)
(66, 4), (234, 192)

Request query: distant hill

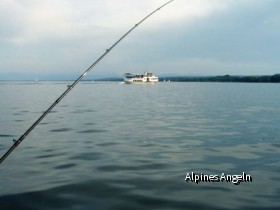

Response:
(3, 73), (279, 83)
(159, 74), (280, 83)
(95, 74), (280, 83)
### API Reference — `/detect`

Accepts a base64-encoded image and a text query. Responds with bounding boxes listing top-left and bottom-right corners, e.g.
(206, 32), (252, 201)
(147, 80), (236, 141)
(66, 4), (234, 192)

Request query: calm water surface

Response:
(0, 82), (279, 210)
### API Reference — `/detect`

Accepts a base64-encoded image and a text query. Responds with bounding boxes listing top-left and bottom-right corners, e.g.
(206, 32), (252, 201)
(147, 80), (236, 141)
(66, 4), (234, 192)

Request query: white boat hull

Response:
(124, 72), (158, 84)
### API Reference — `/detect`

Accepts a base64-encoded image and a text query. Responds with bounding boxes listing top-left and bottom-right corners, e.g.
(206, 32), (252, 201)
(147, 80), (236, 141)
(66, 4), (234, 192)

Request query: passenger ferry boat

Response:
(124, 72), (159, 84)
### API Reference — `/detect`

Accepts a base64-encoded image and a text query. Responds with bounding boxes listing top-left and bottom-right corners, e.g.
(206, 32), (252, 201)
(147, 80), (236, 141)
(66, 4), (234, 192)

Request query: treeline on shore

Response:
(160, 74), (280, 83)
(94, 74), (280, 83)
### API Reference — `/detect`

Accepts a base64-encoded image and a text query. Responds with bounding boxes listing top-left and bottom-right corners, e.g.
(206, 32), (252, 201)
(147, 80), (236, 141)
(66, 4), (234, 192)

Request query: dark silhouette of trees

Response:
(159, 74), (280, 83)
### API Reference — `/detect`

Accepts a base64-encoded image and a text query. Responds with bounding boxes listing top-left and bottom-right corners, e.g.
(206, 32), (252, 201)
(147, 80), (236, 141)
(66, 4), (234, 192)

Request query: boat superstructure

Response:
(124, 72), (159, 84)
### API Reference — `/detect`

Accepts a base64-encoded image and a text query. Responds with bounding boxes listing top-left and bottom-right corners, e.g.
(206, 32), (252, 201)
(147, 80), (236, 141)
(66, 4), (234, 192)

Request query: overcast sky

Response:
(0, 0), (279, 80)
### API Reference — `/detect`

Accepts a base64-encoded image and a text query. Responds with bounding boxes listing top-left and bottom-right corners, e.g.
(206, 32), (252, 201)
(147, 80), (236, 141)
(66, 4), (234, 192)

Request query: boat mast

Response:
(0, 0), (175, 165)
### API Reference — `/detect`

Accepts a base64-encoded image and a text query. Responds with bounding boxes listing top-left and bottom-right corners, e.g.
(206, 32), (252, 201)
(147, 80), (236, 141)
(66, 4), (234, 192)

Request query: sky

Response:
(0, 0), (279, 80)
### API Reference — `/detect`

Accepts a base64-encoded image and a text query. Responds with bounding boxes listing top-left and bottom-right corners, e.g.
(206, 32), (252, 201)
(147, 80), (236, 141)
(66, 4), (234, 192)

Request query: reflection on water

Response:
(0, 82), (279, 209)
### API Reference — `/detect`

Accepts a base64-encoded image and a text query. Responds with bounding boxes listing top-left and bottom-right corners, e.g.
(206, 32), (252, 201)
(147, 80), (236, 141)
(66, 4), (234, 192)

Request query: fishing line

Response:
(0, 0), (175, 165)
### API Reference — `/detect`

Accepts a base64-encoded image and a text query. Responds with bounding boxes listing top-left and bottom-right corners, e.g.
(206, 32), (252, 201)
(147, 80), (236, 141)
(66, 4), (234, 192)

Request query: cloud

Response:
(0, 0), (279, 79)
(133, 0), (280, 75)
(0, 0), (78, 44)
(0, 0), (232, 45)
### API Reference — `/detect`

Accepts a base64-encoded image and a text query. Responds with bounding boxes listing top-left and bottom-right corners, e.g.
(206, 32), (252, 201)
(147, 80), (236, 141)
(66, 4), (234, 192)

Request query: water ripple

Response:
(96, 142), (119, 147)
(70, 152), (103, 161)
(0, 179), (237, 210)
(77, 129), (107, 133)
(98, 163), (170, 172)
(35, 153), (65, 159)
(54, 163), (77, 169)
(49, 128), (72, 132)
(0, 134), (14, 137)
(71, 110), (96, 113)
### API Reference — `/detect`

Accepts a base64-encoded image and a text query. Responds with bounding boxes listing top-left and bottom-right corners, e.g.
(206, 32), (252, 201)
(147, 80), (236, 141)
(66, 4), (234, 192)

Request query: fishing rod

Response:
(0, 0), (175, 165)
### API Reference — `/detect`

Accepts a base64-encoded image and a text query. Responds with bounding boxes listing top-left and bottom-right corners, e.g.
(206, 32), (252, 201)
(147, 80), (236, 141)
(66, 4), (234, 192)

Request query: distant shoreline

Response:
(1, 74), (279, 83)
(158, 74), (280, 83)
(96, 74), (280, 83)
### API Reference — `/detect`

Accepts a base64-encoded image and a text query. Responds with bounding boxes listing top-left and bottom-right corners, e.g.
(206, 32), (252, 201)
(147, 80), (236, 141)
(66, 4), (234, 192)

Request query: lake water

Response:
(0, 81), (279, 210)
